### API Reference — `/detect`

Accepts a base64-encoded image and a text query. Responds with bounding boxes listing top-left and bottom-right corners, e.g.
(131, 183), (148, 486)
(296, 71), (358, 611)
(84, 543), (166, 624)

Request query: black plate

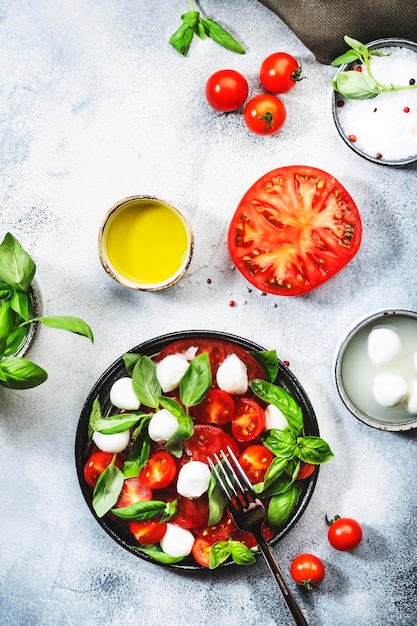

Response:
(75, 330), (320, 570)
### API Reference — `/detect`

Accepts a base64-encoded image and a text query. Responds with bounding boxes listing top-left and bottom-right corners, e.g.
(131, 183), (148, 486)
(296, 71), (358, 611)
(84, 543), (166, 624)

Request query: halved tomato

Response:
(139, 451), (177, 490)
(83, 451), (123, 487)
(190, 389), (235, 425)
(171, 494), (210, 529)
(231, 398), (265, 442)
(195, 511), (237, 544)
(183, 424), (240, 462)
(238, 444), (274, 483)
(114, 476), (153, 508)
(128, 519), (167, 545)
(228, 166), (362, 296)
(192, 537), (212, 568)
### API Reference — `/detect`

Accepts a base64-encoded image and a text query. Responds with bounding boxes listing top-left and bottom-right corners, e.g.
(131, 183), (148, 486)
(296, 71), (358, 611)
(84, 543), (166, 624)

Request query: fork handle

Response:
(255, 534), (309, 626)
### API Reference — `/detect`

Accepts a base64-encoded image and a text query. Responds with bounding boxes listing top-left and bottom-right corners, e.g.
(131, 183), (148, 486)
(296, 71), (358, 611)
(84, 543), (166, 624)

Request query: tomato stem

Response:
(325, 514), (340, 526)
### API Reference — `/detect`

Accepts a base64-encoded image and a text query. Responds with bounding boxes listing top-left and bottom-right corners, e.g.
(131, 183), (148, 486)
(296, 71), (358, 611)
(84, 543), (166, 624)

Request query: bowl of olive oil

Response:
(99, 196), (194, 291)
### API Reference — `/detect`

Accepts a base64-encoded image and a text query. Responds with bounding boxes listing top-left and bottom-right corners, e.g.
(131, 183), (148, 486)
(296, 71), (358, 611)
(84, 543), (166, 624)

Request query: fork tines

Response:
(208, 446), (256, 510)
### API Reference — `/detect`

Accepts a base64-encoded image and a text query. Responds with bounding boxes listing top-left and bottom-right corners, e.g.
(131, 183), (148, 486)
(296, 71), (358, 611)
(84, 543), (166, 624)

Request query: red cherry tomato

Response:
(297, 461), (316, 480)
(205, 69), (249, 112)
(260, 52), (303, 93)
(114, 476), (152, 508)
(128, 519), (167, 545)
(183, 424), (240, 462)
(231, 398), (265, 442)
(190, 388), (235, 425)
(238, 444), (274, 483)
(327, 516), (363, 551)
(290, 554), (325, 590)
(83, 451), (123, 487)
(244, 94), (286, 135)
(192, 537), (212, 568)
(139, 451), (177, 490)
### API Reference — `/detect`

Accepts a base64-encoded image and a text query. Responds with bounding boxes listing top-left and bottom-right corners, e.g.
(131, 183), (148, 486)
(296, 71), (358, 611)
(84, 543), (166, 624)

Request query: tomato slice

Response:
(228, 166), (362, 296)
(190, 389), (235, 425)
(114, 476), (153, 508)
(195, 511), (237, 544)
(297, 461), (316, 480)
(231, 398), (265, 442)
(170, 494), (210, 529)
(238, 444), (274, 483)
(183, 424), (240, 462)
(128, 519), (167, 545)
(139, 451), (177, 490)
(192, 537), (212, 568)
(83, 451), (123, 487)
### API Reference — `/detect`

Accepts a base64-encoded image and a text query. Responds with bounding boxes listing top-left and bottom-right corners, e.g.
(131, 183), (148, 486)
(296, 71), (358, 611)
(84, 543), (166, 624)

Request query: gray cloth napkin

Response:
(258, 0), (417, 64)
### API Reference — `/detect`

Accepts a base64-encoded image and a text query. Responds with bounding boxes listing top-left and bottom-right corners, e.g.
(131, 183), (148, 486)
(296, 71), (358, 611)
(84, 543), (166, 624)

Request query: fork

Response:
(208, 447), (309, 626)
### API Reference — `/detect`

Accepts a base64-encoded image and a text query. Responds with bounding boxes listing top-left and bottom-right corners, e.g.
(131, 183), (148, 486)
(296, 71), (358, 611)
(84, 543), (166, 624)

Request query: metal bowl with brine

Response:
(75, 331), (320, 569)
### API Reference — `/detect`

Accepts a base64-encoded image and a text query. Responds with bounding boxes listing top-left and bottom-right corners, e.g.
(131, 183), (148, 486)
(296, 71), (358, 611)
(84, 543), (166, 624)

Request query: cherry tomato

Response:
(260, 52), (303, 93)
(128, 519), (167, 545)
(192, 537), (212, 568)
(183, 424), (240, 462)
(244, 94), (286, 135)
(170, 494), (209, 529)
(191, 389), (235, 425)
(114, 476), (152, 508)
(297, 462), (316, 480)
(231, 398), (265, 442)
(139, 451), (177, 490)
(83, 451), (123, 487)
(238, 444), (274, 483)
(195, 511), (237, 544)
(327, 515), (363, 551)
(290, 554), (325, 590)
(228, 165), (362, 296)
(205, 69), (249, 112)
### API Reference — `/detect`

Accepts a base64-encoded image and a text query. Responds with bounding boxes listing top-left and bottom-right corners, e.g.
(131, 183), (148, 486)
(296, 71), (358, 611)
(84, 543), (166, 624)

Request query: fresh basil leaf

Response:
(10, 289), (29, 321)
(207, 472), (225, 526)
(331, 71), (379, 99)
(111, 499), (166, 521)
(251, 350), (278, 383)
(0, 301), (14, 342)
(260, 455), (291, 491)
(0, 357), (47, 389)
(160, 396), (194, 457)
(94, 413), (143, 434)
(209, 540), (231, 569)
(169, 21), (195, 57)
(256, 472), (294, 498)
(251, 379), (304, 436)
(0, 232), (36, 291)
(262, 428), (296, 458)
(29, 316), (94, 341)
(123, 427), (151, 478)
(159, 396), (186, 419)
(229, 540), (256, 565)
(3, 326), (27, 357)
(343, 35), (369, 58)
(88, 396), (102, 439)
(134, 545), (185, 565)
(267, 484), (299, 527)
(123, 352), (140, 376)
(180, 352), (212, 408)
(331, 49), (362, 66)
(295, 436), (334, 464)
(92, 458), (124, 518)
(132, 355), (161, 409)
(201, 18), (245, 54)
(161, 499), (177, 523)
(0, 282), (13, 298)
(180, 10), (200, 28)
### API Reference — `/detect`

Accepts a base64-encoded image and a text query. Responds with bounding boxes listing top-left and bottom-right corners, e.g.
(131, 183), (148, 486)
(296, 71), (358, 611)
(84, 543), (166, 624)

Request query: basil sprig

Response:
(169, 1), (245, 57)
(209, 539), (256, 569)
(330, 35), (417, 100)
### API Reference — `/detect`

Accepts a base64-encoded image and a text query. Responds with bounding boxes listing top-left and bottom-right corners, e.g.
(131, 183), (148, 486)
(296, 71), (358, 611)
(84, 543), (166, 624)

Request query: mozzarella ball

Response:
(92, 429), (130, 453)
(216, 353), (248, 395)
(407, 380), (417, 413)
(148, 408), (178, 442)
(160, 523), (195, 558)
(264, 404), (289, 431)
(110, 377), (140, 410)
(372, 373), (408, 407)
(177, 461), (211, 499)
(368, 327), (402, 367)
(156, 353), (189, 393)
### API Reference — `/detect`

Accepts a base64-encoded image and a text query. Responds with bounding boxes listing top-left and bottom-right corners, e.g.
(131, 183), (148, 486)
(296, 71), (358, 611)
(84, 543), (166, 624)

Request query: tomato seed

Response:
(403, 106), (410, 113)
(348, 134), (357, 143)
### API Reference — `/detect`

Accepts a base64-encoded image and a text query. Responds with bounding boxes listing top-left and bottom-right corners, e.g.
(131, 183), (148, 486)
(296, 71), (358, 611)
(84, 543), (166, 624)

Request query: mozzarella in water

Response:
(407, 380), (417, 413)
(92, 429), (131, 453)
(109, 377), (140, 410)
(156, 353), (189, 393)
(367, 327), (402, 367)
(372, 373), (409, 407)
(264, 404), (289, 431)
(160, 523), (195, 558)
(177, 461), (211, 499)
(148, 408), (178, 442)
(216, 353), (248, 394)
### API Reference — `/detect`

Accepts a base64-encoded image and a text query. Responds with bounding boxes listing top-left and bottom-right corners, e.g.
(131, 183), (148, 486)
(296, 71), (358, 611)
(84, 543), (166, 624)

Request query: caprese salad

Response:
(82, 337), (333, 569)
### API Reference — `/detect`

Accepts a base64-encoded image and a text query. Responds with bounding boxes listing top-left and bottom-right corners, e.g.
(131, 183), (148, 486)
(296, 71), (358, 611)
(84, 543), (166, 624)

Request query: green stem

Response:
(362, 49), (417, 94)
(188, 0), (195, 11)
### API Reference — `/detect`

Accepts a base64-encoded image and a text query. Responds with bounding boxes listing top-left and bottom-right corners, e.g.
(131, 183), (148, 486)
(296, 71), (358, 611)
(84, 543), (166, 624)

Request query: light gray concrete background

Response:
(1, 1), (416, 625)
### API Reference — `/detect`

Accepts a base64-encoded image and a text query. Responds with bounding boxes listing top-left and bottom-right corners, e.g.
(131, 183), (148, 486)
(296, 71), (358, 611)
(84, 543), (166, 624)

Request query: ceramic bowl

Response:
(331, 38), (417, 166)
(334, 309), (417, 431)
(98, 195), (194, 291)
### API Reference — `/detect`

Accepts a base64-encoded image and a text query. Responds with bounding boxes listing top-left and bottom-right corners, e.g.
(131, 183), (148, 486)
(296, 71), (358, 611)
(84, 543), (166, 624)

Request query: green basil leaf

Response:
(251, 350), (278, 383)
(331, 71), (379, 99)
(229, 540), (256, 565)
(343, 35), (369, 58)
(30, 315), (94, 341)
(0, 301), (14, 342)
(262, 428), (296, 458)
(159, 396), (186, 419)
(0, 232), (36, 291)
(94, 413), (143, 434)
(201, 18), (245, 54)
(180, 10), (200, 28)
(0, 357), (47, 389)
(3, 326), (27, 358)
(134, 545), (185, 565)
(123, 427), (151, 478)
(256, 472), (294, 498)
(209, 540), (231, 569)
(180, 352), (212, 408)
(160, 499), (177, 523)
(295, 436), (334, 464)
(260, 455), (290, 491)
(0, 282), (13, 298)
(88, 396), (102, 439)
(160, 396), (194, 457)
(132, 355), (161, 409)
(207, 472), (226, 526)
(10, 289), (29, 321)
(111, 499), (166, 521)
(267, 484), (299, 527)
(122, 353), (140, 376)
(331, 49), (362, 66)
(251, 379), (304, 436)
(92, 458), (124, 518)
(169, 22), (195, 57)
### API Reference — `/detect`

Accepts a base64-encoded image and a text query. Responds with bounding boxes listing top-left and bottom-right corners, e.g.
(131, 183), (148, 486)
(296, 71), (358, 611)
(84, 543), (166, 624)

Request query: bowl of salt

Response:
(331, 38), (417, 166)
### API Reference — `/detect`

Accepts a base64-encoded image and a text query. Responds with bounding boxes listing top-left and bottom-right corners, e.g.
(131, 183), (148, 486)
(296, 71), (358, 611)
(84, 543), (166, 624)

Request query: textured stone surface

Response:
(1, 2), (416, 625)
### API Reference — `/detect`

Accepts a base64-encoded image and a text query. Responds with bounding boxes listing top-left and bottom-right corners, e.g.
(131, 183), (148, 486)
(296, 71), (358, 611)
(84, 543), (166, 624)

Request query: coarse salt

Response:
(335, 46), (417, 162)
